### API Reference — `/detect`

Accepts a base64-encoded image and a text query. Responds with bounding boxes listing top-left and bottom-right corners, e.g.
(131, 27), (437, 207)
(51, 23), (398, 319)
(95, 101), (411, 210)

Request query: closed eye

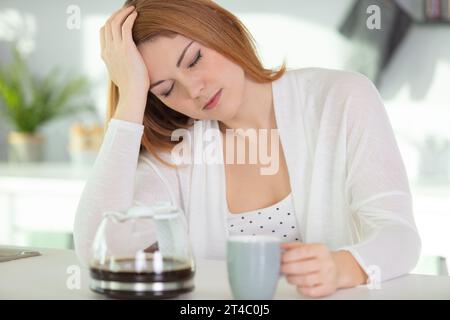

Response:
(189, 50), (202, 68)
(162, 50), (203, 98)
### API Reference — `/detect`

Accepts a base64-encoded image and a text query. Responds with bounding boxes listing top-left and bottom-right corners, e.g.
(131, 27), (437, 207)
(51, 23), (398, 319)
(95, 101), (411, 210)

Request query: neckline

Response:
(227, 192), (293, 216)
(216, 76), (287, 215)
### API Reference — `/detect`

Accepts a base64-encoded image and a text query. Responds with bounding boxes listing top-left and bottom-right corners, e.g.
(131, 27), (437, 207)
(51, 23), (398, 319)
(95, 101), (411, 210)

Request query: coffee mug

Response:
(226, 235), (281, 300)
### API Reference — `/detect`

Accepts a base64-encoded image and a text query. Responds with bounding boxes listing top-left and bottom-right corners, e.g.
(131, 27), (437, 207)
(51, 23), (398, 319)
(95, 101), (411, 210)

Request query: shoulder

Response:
(138, 148), (176, 168)
(279, 68), (385, 134)
(287, 67), (377, 98)
(285, 68), (382, 120)
(137, 120), (206, 171)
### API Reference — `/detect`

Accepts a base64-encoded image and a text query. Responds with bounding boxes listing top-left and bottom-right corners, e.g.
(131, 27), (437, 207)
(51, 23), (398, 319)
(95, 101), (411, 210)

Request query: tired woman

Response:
(73, 0), (421, 298)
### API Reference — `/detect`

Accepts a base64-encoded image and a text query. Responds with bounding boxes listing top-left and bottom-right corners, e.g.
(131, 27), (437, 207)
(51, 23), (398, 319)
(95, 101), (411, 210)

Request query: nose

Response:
(181, 75), (204, 100)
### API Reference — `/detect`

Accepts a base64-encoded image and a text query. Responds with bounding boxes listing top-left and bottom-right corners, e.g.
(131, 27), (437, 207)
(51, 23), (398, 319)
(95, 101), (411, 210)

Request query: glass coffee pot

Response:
(89, 201), (195, 299)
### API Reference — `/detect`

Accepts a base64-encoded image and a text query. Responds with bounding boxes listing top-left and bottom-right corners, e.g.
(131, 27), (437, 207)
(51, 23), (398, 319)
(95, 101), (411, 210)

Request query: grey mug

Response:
(226, 235), (281, 300)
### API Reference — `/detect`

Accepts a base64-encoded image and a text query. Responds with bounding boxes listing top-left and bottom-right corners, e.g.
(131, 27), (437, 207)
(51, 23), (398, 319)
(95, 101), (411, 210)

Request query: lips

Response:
(203, 89), (222, 110)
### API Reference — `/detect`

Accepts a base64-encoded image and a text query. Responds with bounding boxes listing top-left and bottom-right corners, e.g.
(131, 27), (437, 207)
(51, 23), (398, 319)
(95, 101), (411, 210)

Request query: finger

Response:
(287, 273), (322, 287)
(99, 26), (105, 52)
(282, 245), (321, 263)
(104, 7), (124, 44)
(104, 6), (134, 43)
(121, 10), (138, 43)
(281, 242), (304, 250)
(281, 259), (320, 275)
(106, 5), (132, 25)
(111, 5), (136, 41)
(104, 21), (113, 45)
(297, 284), (332, 298)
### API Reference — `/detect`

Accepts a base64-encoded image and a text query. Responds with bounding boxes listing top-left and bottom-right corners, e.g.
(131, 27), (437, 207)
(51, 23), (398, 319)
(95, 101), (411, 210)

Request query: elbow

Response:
(404, 227), (422, 274)
(72, 210), (93, 269)
(389, 226), (422, 280)
(378, 225), (422, 282)
(345, 224), (423, 283)
(73, 229), (92, 269)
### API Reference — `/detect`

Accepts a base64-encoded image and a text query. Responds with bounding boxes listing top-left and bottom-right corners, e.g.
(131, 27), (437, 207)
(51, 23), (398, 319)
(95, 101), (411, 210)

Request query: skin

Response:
(138, 33), (291, 214)
(100, 5), (369, 298)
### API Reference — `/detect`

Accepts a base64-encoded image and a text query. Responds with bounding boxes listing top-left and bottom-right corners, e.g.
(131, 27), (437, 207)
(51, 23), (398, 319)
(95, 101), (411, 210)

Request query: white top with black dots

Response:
(227, 192), (302, 242)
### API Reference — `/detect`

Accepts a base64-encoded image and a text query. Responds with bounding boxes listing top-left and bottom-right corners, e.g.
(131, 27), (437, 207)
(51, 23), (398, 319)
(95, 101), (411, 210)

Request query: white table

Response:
(1, 246), (450, 300)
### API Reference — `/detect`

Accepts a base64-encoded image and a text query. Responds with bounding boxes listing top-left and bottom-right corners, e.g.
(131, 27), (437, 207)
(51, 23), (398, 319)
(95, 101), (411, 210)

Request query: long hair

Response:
(106, 0), (287, 167)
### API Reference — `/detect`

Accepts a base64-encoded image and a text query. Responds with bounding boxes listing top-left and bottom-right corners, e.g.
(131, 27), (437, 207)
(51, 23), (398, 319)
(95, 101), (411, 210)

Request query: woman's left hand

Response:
(280, 242), (342, 298)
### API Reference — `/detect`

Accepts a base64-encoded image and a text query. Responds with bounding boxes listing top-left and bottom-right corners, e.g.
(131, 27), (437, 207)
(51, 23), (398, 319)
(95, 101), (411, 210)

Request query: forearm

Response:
(73, 118), (144, 266)
(332, 250), (368, 289)
(113, 90), (148, 124)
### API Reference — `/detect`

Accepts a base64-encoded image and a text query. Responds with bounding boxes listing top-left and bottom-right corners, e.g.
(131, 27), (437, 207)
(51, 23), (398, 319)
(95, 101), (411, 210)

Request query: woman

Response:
(73, 0), (421, 298)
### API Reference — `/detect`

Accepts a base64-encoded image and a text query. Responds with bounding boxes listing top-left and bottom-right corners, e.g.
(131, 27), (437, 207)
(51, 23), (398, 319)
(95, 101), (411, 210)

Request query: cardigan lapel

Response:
(187, 120), (228, 260)
(272, 70), (312, 243)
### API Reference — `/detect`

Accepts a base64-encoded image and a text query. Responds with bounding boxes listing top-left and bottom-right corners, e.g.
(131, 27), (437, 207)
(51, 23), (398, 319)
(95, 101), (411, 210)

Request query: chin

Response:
(217, 96), (241, 122)
(215, 106), (239, 122)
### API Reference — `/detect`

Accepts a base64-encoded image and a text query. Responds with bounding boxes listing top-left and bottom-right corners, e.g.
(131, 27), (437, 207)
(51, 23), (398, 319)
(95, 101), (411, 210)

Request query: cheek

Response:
(166, 103), (188, 115)
(165, 100), (198, 118)
(204, 49), (242, 84)
(208, 54), (245, 100)
(226, 69), (245, 109)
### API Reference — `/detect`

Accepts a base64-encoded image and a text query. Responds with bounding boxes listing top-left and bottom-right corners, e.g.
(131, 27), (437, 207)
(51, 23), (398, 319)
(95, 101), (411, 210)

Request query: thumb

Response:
(281, 241), (305, 250)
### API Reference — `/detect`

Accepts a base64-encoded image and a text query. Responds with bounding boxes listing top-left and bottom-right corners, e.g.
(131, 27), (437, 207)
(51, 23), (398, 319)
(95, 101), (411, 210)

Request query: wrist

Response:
(119, 88), (148, 104)
(332, 250), (368, 289)
(114, 92), (148, 125)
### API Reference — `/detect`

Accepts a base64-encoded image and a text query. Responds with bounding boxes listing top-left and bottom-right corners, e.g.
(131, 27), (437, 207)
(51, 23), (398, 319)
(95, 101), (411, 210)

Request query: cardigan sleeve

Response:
(73, 118), (181, 267)
(337, 73), (422, 283)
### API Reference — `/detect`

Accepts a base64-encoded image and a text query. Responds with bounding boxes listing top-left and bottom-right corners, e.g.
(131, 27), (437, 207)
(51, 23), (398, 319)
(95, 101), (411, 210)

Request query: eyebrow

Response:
(149, 40), (195, 90)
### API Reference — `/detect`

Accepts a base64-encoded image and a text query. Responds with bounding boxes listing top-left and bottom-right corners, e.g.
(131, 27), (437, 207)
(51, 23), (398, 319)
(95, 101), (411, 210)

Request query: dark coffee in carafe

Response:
(90, 256), (195, 299)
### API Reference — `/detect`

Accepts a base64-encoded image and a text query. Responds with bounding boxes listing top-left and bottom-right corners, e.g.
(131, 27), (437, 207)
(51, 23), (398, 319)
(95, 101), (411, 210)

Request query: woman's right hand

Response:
(100, 5), (150, 99)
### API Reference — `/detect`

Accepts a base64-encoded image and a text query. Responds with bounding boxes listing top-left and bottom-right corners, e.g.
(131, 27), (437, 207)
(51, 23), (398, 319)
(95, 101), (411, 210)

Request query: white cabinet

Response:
(0, 163), (90, 248)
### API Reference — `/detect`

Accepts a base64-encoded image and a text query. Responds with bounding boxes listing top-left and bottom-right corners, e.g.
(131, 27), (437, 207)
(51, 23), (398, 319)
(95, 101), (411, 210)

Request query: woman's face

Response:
(137, 34), (245, 121)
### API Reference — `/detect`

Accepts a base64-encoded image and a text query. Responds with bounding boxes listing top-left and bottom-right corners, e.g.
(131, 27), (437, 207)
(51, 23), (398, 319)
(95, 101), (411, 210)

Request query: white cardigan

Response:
(73, 67), (421, 282)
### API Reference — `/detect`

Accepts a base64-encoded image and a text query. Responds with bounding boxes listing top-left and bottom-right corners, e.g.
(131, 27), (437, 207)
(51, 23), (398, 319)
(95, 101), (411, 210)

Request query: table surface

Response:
(1, 246), (450, 300)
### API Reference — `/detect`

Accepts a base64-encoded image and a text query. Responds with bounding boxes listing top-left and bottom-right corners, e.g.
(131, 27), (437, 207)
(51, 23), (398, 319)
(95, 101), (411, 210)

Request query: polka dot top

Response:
(227, 192), (302, 242)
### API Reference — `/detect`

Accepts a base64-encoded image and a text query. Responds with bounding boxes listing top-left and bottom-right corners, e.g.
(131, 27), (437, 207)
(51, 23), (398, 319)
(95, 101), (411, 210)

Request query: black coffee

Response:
(90, 257), (195, 299)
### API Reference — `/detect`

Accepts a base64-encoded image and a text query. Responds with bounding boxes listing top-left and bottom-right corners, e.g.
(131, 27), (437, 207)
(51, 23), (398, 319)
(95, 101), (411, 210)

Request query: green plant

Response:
(0, 46), (95, 133)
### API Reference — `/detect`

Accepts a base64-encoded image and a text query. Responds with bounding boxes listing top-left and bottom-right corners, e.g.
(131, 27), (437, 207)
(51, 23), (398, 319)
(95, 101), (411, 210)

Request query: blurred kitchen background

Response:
(0, 0), (449, 276)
